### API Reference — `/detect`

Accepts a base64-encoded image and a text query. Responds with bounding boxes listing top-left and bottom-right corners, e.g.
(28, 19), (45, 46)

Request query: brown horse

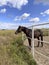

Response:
(15, 26), (43, 47)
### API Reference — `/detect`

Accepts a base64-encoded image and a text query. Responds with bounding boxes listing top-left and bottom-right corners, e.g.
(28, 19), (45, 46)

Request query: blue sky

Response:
(0, 0), (49, 29)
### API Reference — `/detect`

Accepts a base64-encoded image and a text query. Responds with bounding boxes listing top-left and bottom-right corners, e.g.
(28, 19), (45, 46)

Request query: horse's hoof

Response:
(41, 45), (43, 47)
(28, 46), (32, 50)
(37, 45), (39, 47)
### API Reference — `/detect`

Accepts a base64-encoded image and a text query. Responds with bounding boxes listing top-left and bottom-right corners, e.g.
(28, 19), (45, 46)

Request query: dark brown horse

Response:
(15, 26), (43, 47)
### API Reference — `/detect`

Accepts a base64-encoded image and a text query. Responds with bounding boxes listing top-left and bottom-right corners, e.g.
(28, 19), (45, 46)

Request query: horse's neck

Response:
(22, 28), (28, 35)
(22, 27), (30, 37)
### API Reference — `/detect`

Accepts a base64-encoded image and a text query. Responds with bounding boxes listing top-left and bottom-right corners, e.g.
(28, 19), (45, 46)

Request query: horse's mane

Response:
(22, 26), (32, 31)
(23, 27), (41, 31)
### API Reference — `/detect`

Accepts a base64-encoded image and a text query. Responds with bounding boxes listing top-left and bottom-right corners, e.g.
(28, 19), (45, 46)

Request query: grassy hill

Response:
(41, 28), (49, 36)
(0, 30), (37, 65)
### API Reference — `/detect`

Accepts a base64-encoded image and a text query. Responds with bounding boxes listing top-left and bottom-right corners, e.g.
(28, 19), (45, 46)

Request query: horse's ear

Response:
(19, 26), (21, 28)
(19, 26), (23, 30)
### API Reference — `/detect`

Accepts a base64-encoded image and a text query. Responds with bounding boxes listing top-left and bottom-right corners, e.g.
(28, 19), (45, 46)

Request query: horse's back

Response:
(34, 29), (43, 38)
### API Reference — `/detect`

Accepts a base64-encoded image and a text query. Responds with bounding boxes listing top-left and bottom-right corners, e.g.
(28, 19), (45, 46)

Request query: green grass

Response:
(0, 30), (37, 65)
(42, 28), (49, 36)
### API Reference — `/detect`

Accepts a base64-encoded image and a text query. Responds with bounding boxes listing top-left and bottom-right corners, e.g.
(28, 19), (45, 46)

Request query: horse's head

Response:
(15, 26), (22, 34)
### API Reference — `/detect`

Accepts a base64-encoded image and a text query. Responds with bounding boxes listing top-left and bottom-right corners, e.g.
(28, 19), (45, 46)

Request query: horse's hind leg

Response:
(37, 37), (40, 47)
(41, 36), (43, 47)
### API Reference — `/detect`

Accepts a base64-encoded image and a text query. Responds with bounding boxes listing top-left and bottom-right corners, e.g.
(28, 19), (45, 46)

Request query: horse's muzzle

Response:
(15, 32), (17, 34)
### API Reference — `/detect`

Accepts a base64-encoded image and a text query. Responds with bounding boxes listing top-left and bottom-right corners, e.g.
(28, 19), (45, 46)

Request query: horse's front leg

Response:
(28, 38), (32, 48)
(37, 37), (40, 47)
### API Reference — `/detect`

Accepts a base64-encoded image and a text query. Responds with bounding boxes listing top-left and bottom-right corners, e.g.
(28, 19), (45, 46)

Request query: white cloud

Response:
(29, 17), (40, 22)
(34, 0), (49, 5)
(0, 8), (6, 13)
(0, 22), (33, 29)
(40, 9), (49, 16)
(0, 0), (28, 9)
(0, 21), (49, 29)
(44, 9), (49, 14)
(40, 12), (44, 15)
(14, 16), (21, 21)
(48, 19), (49, 21)
(20, 13), (30, 19)
(40, 12), (45, 16)
(0, 0), (7, 6)
(0, 22), (19, 29)
(14, 13), (30, 21)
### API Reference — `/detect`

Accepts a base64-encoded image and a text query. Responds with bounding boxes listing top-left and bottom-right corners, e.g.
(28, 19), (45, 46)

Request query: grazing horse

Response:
(15, 26), (43, 47)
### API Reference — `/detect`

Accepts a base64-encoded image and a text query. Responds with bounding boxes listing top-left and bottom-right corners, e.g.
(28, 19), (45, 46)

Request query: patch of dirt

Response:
(24, 36), (49, 65)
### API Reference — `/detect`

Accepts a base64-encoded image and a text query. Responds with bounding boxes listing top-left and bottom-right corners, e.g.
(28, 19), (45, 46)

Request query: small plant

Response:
(8, 35), (37, 65)
(0, 30), (37, 65)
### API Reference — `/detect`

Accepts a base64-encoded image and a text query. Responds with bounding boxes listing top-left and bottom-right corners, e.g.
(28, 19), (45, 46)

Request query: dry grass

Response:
(0, 30), (17, 65)
(0, 30), (37, 65)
